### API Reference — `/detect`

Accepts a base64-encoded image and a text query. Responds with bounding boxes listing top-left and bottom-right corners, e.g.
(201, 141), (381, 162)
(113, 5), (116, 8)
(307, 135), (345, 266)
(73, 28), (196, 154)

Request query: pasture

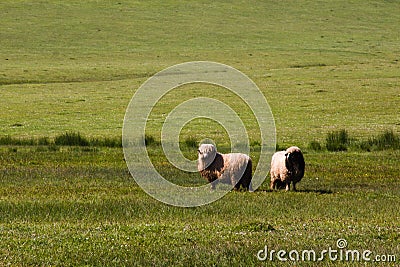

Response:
(1, 0), (399, 266)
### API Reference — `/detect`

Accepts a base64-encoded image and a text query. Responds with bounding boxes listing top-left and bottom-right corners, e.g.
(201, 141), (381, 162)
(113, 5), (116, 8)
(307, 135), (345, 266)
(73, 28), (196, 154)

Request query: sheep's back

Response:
(270, 151), (289, 181)
(201, 152), (251, 184)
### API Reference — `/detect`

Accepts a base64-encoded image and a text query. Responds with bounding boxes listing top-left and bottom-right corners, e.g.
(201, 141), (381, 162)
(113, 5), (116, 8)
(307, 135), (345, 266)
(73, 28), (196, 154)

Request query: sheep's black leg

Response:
(239, 160), (253, 191)
(240, 179), (251, 191)
(292, 182), (297, 191)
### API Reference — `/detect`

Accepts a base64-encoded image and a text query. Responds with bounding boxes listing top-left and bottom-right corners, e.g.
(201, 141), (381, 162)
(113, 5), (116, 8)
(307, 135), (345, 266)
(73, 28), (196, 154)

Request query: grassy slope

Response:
(1, 0), (399, 143)
(0, 0), (399, 266)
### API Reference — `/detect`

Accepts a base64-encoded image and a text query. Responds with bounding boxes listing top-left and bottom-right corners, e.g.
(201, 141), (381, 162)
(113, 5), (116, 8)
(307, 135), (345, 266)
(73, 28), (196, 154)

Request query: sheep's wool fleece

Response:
(197, 144), (251, 185)
(270, 151), (290, 183)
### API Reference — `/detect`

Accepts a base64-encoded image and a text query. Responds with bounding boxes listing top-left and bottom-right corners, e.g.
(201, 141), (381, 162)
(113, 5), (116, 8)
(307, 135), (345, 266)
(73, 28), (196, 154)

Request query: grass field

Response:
(1, 0), (399, 266)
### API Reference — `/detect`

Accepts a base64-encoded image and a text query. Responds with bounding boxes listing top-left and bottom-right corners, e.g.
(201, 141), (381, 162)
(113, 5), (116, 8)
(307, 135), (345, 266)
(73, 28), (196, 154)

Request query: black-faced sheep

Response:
(270, 146), (305, 191)
(197, 144), (253, 191)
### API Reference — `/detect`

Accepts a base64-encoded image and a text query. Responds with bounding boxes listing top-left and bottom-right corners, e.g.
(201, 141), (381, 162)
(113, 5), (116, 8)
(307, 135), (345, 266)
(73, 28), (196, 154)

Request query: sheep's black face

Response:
(286, 152), (299, 163)
(286, 151), (305, 173)
(285, 152), (297, 172)
(284, 152), (292, 167)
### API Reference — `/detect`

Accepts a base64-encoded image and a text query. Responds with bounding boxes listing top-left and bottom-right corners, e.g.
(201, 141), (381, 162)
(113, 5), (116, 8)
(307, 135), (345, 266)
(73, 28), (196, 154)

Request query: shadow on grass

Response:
(296, 189), (334, 194)
(256, 189), (333, 194)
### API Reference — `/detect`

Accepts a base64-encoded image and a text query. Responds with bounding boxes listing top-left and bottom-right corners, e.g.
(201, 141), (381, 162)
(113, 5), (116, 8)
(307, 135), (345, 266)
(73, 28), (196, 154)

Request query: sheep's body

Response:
(270, 151), (289, 189)
(270, 146), (305, 191)
(197, 144), (253, 191)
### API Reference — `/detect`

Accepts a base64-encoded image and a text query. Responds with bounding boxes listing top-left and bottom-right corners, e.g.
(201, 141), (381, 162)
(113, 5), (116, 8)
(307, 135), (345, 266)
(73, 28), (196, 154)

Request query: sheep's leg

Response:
(240, 180), (253, 191)
(240, 177), (252, 191)
(210, 181), (216, 190)
(248, 181), (254, 192)
(292, 182), (297, 191)
(233, 185), (240, 191)
(270, 179), (275, 190)
(285, 182), (290, 191)
(241, 161), (253, 191)
(232, 176), (240, 191)
(236, 180), (243, 191)
(270, 173), (278, 190)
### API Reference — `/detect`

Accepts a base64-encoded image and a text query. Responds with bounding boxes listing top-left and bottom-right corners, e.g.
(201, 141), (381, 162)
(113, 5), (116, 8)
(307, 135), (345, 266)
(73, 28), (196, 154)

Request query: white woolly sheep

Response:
(197, 144), (253, 191)
(270, 146), (305, 191)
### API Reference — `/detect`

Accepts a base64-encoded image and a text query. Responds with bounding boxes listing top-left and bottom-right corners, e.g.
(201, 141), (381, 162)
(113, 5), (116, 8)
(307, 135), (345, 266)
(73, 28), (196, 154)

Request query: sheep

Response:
(197, 144), (253, 191)
(270, 146), (305, 191)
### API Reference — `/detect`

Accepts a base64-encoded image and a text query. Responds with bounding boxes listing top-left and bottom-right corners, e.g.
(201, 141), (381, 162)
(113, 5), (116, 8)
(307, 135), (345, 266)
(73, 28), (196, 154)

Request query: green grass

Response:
(0, 147), (399, 266)
(1, 0), (399, 144)
(1, 0), (400, 266)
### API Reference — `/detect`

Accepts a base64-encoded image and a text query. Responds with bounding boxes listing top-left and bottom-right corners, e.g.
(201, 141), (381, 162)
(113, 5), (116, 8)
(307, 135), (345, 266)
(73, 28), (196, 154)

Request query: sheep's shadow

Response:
(295, 189), (334, 194)
(256, 189), (333, 194)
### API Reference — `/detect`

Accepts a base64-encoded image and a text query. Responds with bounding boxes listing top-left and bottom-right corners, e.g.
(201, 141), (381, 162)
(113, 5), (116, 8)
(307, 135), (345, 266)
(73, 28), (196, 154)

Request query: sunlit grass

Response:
(1, 0), (399, 265)
(0, 147), (399, 265)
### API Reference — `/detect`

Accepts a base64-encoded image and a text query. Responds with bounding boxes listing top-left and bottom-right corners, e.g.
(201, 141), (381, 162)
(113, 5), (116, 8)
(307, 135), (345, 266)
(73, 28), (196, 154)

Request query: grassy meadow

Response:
(1, 0), (399, 266)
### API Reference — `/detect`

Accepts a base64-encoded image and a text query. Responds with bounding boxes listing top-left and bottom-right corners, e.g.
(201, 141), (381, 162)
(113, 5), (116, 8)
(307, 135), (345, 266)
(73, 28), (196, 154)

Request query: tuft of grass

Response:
(326, 129), (349, 152)
(144, 134), (160, 146)
(37, 137), (51, 146)
(0, 136), (13, 146)
(0, 133), (121, 148)
(144, 134), (155, 146)
(7, 147), (18, 153)
(183, 136), (198, 148)
(54, 132), (90, 146)
(250, 140), (261, 147)
(0, 136), (37, 146)
(1, 130), (399, 153)
(308, 140), (323, 151)
(90, 137), (121, 148)
(357, 130), (400, 151)
(275, 143), (285, 151)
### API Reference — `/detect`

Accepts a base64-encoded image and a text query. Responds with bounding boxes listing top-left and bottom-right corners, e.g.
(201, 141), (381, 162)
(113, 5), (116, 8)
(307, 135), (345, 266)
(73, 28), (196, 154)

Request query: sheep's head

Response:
(285, 146), (305, 174)
(197, 144), (217, 171)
